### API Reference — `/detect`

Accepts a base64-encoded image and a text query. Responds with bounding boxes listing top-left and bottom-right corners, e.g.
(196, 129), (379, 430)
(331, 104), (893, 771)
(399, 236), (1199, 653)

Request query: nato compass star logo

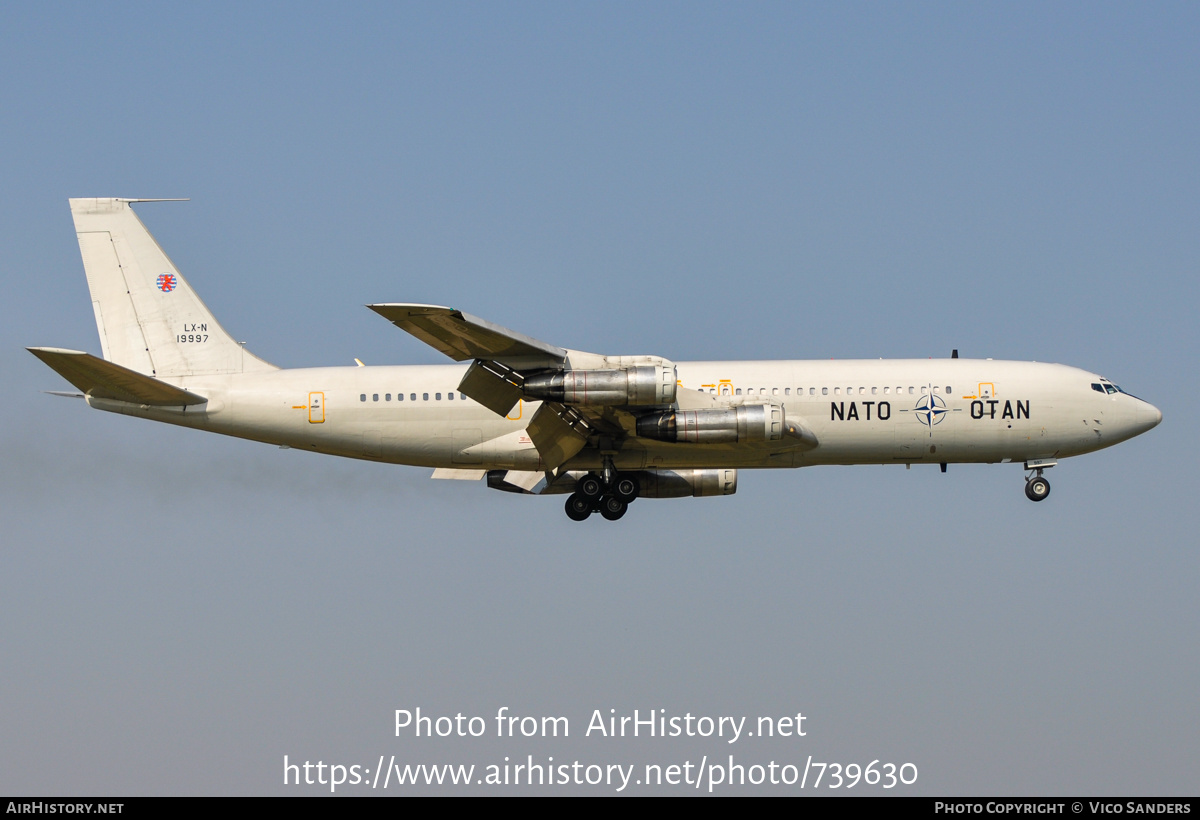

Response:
(914, 392), (948, 433)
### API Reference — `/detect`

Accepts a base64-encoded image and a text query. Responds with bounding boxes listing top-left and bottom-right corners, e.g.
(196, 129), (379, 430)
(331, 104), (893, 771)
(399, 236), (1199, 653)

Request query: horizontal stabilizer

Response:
(368, 303), (566, 365)
(28, 347), (207, 406)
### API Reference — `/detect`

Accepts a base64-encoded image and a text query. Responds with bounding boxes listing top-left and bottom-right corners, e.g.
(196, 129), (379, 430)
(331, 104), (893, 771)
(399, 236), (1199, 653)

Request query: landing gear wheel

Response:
(613, 474), (639, 503)
(576, 474), (604, 501)
(565, 493), (593, 521)
(1025, 476), (1051, 502)
(599, 496), (627, 521)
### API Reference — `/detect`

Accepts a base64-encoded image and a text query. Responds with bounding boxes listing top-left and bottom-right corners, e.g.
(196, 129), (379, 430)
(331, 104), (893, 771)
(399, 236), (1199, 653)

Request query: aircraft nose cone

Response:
(1138, 401), (1163, 432)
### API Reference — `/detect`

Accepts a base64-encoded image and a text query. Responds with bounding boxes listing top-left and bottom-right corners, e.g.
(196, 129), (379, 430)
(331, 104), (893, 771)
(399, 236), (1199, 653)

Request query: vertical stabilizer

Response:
(69, 198), (276, 377)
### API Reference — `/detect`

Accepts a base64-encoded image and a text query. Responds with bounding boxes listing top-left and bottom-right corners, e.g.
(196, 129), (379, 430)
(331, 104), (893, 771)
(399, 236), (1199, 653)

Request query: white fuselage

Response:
(88, 358), (1161, 472)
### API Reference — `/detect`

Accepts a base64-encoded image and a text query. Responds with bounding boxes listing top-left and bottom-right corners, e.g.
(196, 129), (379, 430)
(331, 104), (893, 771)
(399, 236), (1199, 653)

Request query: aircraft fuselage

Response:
(89, 358), (1159, 471)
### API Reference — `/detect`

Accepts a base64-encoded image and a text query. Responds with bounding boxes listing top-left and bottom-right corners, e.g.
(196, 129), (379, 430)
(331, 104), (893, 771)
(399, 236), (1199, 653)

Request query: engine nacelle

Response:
(636, 404), (784, 443)
(523, 365), (677, 406)
(636, 469), (738, 498)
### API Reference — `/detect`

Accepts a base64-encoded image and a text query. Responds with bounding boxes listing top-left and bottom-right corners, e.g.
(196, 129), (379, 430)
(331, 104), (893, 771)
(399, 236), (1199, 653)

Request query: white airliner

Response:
(30, 198), (1162, 521)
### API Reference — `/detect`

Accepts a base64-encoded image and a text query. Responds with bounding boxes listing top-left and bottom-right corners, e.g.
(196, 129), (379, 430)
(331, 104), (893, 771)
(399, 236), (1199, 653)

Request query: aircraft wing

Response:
(369, 303), (587, 444)
(367, 304), (566, 365)
(368, 303), (815, 470)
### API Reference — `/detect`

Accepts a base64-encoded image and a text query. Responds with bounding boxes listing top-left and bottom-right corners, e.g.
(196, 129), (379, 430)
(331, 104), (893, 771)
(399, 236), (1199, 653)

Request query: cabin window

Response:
(460, 393), (466, 400)
(834, 387), (841, 395)
(360, 393), (366, 402)
(810, 387), (816, 395)
(908, 386), (915, 395)
(423, 393), (429, 401)
(448, 392), (454, 400)
(385, 393), (391, 401)
(398, 393), (404, 401)
(821, 387), (828, 395)
(784, 388), (790, 396)
(410, 393), (417, 401)
(436, 393), (442, 400)
(735, 388), (742, 395)
(871, 386), (878, 395)
(946, 386), (952, 393)
(373, 393), (379, 402)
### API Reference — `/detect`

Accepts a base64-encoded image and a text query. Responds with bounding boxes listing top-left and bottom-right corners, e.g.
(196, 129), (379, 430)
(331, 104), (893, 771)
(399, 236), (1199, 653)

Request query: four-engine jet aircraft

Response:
(29, 199), (1162, 521)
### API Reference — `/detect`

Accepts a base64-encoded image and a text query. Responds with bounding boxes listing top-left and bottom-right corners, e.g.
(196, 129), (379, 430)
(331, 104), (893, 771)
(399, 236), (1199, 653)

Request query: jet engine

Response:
(636, 469), (738, 498)
(636, 404), (784, 443)
(522, 365), (677, 407)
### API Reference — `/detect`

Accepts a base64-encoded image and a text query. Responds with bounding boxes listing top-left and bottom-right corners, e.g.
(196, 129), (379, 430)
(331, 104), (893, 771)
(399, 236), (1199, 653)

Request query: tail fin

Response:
(69, 198), (276, 377)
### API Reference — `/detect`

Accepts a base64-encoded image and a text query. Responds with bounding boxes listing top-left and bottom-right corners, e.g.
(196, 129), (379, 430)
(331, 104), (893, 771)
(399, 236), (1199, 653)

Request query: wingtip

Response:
(27, 346), (88, 357)
(366, 303), (458, 320)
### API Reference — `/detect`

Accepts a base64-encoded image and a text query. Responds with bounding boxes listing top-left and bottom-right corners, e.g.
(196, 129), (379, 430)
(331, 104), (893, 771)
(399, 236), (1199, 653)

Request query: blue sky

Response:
(1, 2), (1196, 794)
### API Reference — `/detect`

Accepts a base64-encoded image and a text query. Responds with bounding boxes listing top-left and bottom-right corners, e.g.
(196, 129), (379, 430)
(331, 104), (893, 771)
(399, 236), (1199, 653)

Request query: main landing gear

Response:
(564, 468), (640, 522)
(1023, 463), (1053, 502)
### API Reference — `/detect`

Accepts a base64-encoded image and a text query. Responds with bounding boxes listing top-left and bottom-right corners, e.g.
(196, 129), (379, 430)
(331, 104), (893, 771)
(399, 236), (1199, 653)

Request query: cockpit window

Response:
(1098, 378), (1141, 399)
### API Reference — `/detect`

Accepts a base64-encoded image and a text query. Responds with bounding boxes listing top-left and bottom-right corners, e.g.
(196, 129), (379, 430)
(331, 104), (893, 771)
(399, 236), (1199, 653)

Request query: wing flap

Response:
(526, 403), (590, 471)
(457, 359), (524, 416)
(431, 468), (487, 481)
(28, 347), (207, 406)
(501, 470), (547, 493)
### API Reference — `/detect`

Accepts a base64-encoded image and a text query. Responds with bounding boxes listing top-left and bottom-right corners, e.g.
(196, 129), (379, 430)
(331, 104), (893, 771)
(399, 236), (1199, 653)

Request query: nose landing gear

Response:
(1024, 473), (1051, 501)
(1023, 459), (1056, 502)
(564, 467), (640, 521)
